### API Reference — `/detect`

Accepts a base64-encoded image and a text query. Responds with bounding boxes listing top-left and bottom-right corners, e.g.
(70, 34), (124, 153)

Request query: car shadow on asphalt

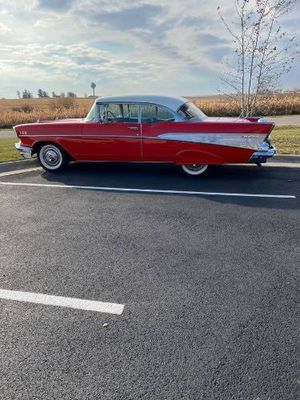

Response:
(40, 162), (299, 210)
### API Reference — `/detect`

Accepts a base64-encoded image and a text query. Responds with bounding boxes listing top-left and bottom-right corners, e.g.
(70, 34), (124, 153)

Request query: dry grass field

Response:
(0, 92), (299, 128)
(0, 97), (94, 128)
(191, 92), (300, 117)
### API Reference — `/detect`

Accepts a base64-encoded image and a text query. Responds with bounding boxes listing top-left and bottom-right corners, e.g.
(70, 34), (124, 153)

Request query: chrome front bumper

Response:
(15, 143), (33, 159)
(249, 144), (276, 164)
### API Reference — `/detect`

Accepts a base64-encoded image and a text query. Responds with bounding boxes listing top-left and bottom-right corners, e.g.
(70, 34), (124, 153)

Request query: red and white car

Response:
(14, 95), (276, 175)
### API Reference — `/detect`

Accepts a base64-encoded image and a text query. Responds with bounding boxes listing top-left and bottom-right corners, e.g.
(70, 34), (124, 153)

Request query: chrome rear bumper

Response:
(249, 143), (276, 164)
(15, 143), (33, 159)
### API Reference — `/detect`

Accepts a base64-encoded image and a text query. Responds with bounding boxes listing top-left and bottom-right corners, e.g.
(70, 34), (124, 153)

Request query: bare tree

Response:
(218, 0), (299, 116)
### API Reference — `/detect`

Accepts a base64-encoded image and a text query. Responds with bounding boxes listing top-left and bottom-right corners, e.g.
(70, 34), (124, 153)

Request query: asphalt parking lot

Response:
(0, 162), (299, 400)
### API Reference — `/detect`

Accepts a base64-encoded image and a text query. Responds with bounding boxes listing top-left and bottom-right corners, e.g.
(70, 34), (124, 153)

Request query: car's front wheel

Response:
(181, 164), (208, 176)
(38, 144), (68, 172)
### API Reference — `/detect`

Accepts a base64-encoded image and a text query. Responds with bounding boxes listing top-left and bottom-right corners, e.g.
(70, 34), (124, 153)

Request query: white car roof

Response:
(96, 95), (189, 112)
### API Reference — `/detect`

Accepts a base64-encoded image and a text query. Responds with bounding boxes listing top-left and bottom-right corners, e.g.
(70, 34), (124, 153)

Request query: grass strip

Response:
(272, 126), (300, 155)
(0, 138), (23, 163)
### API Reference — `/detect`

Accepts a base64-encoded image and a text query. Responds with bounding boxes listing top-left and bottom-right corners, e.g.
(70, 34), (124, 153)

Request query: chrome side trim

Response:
(18, 134), (79, 137)
(18, 134), (141, 139)
(157, 133), (267, 150)
(17, 132), (269, 151)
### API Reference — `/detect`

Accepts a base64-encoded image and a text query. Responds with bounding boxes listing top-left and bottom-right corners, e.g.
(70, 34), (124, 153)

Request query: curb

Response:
(0, 155), (299, 174)
(0, 159), (39, 173)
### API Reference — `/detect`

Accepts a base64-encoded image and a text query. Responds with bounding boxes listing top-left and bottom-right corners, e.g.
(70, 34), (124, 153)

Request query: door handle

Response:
(127, 126), (139, 131)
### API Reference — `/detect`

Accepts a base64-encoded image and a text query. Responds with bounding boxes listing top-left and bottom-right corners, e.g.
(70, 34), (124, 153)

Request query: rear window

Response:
(177, 102), (206, 121)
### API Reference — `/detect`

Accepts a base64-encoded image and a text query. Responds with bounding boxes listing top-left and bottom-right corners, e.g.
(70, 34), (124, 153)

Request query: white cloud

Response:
(0, 22), (10, 32)
(0, 0), (299, 98)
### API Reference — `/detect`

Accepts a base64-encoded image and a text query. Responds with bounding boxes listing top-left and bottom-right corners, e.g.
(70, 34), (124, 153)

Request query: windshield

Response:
(85, 102), (98, 122)
(178, 102), (206, 121)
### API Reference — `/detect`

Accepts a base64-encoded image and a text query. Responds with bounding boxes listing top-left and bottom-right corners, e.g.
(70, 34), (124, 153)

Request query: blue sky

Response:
(0, 0), (299, 98)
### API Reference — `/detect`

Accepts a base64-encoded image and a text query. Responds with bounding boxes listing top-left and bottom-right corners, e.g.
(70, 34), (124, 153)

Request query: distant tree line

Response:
(16, 89), (78, 99)
(15, 83), (96, 99)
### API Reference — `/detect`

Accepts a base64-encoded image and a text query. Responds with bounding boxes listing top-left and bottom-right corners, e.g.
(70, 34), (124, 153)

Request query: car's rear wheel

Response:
(181, 164), (208, 176)
(38, 144), (68, 172)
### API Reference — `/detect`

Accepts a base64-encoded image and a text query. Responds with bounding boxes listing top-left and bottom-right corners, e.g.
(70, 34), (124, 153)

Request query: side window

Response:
(99, 103), (138, 123)
(122, 103), (138, 122)
(141, 104), (175, 123)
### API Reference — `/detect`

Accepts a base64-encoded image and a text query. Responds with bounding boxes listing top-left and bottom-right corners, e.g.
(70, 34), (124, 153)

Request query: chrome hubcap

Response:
(42, 147), (61, 167)
(45, 150), (58, 164)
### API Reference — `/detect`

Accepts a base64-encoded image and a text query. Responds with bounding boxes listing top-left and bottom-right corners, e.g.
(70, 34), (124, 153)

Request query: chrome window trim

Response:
(139, 103), (181, 123)
(96, 95), (187, 112)
(96, 102), (141, 124)
(96, 101), (183, 123)
(96, 101), (141, 124)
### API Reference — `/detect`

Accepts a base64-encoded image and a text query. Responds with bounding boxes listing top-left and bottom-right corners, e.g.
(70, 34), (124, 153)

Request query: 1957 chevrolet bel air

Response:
(14, 95), (276, 175)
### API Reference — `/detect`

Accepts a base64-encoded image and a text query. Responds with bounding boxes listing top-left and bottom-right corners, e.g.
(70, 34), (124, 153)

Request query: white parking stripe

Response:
(236, 162), (300, 168)
(265, 162), (300, 168)
(0, 167), (41, 177)
(0, 289), (124, 315)
(0, 181), (296, 199)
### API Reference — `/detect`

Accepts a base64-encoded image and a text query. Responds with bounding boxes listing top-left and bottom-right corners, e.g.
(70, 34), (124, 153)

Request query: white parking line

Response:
(0, 181), (296, 199)
(0, 167), (41, 177)
(265, 162), (300, 168)
(0, 289), (124, 315)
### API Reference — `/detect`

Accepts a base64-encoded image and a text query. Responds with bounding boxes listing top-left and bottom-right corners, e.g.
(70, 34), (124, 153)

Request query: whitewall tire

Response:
(38, 144), (68, 172)
(181, 164), (208, 176)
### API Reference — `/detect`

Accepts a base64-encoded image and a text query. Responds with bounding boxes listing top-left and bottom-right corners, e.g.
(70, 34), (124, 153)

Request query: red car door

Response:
(82, 103), (142, 161)
(141, 104), (180, 162)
